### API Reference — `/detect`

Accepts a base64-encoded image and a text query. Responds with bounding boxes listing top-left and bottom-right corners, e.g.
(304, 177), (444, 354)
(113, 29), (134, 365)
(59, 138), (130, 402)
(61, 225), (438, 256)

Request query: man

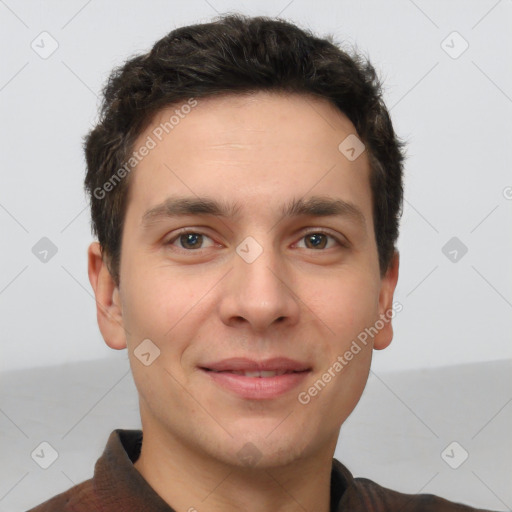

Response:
(28, 13), (498, 512)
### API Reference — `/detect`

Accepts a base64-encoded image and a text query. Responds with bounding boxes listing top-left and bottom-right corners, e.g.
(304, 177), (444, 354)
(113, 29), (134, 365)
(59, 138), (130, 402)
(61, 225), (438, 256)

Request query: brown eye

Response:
(297, 231), (342, 250)
(167, 231), (215, 250)
(305, 233), (328, 249)
(179, 233), (203, 249)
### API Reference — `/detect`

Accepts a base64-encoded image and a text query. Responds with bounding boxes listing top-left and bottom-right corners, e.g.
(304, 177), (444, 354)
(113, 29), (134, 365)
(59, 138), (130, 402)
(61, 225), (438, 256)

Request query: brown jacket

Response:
(27, 429), (497, 512)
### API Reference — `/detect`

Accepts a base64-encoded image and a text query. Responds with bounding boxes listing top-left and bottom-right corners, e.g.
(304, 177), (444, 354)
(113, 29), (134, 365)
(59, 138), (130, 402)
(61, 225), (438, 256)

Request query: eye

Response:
(167, 231), (215, 250)
(295, 231), (345, 250)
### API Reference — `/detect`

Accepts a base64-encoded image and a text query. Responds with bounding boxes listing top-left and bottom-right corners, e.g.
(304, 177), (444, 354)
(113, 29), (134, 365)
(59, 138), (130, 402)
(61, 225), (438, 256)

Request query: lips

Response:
(200, 357), (312, 399)
(210, 369), (293, 378)
(200, 357), (311, 375)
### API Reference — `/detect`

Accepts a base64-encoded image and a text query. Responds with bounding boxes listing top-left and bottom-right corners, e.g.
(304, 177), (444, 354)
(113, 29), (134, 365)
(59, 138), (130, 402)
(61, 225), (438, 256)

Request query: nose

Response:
(217, 239), (300, 332)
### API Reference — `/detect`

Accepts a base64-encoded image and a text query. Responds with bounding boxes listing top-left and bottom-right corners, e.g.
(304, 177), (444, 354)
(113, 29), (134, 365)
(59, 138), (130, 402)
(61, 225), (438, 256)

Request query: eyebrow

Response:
(283, 196), (366, 228)
(141, 197), (242, 226)
(141, 195), (366, 230)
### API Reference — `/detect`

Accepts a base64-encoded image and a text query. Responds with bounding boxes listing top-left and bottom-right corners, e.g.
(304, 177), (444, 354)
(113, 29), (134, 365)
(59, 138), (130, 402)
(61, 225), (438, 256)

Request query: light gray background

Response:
(1, 0), (511, 510)
(1, 0), (511, 373)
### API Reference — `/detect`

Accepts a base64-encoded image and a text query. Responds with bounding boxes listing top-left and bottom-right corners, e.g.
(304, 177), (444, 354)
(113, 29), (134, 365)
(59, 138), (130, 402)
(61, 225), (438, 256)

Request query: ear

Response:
(87, 241), (127, 350)
(373, 251), (400, 351)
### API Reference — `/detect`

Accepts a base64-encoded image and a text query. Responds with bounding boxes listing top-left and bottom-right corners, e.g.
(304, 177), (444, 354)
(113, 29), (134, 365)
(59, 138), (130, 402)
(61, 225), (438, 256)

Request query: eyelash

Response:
(165, 228), (348, 252)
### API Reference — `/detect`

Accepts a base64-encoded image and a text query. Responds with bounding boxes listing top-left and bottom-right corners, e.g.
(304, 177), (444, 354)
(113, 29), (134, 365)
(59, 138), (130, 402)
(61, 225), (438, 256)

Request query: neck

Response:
(133, 422), (335, 512)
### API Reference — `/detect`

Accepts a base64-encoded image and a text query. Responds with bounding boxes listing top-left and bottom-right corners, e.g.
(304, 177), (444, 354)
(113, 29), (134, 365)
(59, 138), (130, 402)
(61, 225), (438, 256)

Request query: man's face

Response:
(91, 91), (398, 468)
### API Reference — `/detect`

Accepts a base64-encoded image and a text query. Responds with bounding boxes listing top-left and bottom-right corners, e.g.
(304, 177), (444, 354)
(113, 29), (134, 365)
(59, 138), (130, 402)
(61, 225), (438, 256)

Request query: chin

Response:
(216, 428), (316, 469)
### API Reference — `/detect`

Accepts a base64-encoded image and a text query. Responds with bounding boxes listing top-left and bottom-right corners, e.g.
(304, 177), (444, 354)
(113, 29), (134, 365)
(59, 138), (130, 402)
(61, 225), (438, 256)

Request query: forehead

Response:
(146, 91), (358, 152)
(125, 91), (372, 224)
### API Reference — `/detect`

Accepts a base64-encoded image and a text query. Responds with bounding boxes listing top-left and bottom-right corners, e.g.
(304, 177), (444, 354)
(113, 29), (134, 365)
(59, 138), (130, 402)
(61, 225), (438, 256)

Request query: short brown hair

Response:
(84, 13), (405, 286)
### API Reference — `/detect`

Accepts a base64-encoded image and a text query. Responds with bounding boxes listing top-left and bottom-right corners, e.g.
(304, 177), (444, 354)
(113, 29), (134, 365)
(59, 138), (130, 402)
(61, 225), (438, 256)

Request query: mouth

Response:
(202, 369), (309, 378)
(198, 358), (312, 399)
(200, 356), (311, 374)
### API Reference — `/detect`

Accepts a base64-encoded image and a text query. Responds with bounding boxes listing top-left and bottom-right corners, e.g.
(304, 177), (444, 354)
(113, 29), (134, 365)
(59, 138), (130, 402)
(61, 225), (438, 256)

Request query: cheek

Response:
(121, 259), (193, 336)
(312, 269), (380, 343)
(120, 265), (214, 382)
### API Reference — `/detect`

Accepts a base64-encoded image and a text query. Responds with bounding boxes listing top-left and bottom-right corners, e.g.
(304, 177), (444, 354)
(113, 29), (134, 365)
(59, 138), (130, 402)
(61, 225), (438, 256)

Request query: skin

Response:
(88, 91), (399, 512)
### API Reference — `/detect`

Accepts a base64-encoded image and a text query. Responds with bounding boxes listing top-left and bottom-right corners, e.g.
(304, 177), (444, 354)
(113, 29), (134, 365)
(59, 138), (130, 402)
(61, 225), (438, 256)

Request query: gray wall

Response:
(1, 0), (511, 372)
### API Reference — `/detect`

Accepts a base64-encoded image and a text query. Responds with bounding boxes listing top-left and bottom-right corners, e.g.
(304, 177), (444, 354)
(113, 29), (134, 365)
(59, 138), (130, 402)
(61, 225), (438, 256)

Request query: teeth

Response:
(225, 370), (288, 377)
(261, 370), (283, 377)
(243, 371), (263, 377)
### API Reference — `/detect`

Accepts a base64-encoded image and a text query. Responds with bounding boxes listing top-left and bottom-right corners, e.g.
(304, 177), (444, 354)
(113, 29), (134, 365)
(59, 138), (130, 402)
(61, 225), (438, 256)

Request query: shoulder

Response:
(26, 479), (99, 512)
(353, 476), (497, 512)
